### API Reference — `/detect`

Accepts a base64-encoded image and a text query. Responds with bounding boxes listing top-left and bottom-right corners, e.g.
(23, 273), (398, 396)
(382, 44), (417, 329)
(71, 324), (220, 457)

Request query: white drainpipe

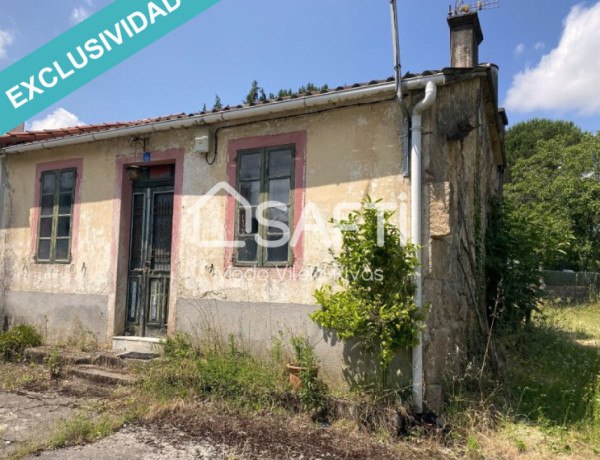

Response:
(410, 80), (439, 413)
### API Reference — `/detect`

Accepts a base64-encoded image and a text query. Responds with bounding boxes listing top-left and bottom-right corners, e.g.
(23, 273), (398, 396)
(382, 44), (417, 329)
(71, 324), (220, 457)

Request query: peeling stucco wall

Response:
(178, 101), (409, 306)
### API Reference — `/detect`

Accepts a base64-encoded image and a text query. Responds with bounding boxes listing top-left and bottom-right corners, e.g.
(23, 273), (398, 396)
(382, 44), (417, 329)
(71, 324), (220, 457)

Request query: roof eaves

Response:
(1, 73), (455, 152)
(1, 79), (403, 152)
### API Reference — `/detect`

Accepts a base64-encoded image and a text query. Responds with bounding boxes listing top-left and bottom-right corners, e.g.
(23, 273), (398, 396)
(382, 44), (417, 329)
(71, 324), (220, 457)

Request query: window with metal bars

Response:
(36, 168), (76, 263)
(235, 145), (295, 266)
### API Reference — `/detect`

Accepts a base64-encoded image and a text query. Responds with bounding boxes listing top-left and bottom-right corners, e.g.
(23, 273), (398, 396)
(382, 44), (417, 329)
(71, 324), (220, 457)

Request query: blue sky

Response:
(1, 0), (599, 132)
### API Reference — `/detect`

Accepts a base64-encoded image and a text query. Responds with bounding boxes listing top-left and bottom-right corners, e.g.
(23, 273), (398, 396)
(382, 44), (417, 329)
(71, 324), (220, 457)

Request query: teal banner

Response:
(0, 0), (221, 136)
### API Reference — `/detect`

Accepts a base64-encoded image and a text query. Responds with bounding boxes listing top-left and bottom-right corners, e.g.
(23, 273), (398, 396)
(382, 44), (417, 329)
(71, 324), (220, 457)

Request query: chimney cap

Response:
(447, 12), (483, 45)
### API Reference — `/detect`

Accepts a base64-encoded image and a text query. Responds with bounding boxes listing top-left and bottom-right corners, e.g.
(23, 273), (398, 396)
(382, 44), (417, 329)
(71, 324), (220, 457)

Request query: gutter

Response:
(1, 83), (394, 155)
(1, 75), (445, 156)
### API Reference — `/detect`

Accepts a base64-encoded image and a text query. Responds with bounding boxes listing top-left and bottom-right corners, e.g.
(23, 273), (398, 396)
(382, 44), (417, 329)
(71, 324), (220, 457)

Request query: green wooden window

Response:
(36, 169), (76, 264)
(235, 145), (295, 266)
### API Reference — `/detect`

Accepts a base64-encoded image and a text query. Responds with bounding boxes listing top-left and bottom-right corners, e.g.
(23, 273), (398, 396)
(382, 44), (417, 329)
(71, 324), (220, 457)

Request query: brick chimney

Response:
(448, 12), (483, 67)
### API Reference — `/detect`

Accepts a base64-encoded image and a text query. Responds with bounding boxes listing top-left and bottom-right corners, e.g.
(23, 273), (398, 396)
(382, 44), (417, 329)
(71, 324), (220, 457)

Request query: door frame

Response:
(126, 183), (174, 337)
(108, 148), (184, 340)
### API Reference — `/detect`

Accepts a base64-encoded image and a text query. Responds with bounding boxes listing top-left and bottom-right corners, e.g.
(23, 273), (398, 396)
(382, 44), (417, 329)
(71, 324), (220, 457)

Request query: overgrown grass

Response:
(5, 305), (600, 458)
(503, 304), (600, 427)
(140, 332), (290, 409)
(47, 412), (122, 449)
(0, 362), (50, 390)
(446, 301), (600, 458)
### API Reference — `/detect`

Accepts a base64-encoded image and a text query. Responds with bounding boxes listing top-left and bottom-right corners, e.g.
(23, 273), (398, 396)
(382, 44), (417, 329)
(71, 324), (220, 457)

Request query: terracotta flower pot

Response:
(287, 363), (319, 390)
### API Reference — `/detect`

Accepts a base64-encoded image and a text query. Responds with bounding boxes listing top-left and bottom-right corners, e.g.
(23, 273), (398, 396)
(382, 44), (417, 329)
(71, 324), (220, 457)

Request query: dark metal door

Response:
(126, 185), (174, 337)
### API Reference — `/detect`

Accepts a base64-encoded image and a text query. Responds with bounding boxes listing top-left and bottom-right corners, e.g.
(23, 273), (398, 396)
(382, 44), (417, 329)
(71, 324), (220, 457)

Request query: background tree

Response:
(505, 119), (600, 271)
(244, 80), (266, 104)
(212, 94), (223, 110)
(505, 118), (582, 167)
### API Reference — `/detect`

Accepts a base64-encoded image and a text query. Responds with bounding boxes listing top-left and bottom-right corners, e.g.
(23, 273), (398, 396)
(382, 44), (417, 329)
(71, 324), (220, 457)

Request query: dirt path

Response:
(0, 389), (429, 459)
(0, 378), (445, 459)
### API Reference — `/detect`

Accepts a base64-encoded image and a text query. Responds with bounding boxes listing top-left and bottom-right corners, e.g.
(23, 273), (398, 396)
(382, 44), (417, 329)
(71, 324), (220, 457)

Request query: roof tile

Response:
(3, 71), (488, 148)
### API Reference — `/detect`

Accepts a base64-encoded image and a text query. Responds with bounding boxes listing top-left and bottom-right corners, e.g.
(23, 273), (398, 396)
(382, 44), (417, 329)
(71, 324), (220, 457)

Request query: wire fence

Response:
(542, 271), (600, 304)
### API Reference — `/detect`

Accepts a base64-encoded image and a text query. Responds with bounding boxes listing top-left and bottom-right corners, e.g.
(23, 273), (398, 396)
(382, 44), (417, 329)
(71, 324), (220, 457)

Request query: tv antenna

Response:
(449, 0), (500, 16)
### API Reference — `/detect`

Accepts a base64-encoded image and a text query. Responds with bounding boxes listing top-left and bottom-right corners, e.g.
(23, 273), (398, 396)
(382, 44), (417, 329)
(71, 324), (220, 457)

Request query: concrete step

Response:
(112, 336), (164, 354)
(25, 347), (126, 369)
(68, 365), (139, 386)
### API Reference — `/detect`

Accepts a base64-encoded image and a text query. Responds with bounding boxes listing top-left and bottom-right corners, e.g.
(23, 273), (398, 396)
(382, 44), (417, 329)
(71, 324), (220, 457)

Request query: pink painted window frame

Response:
(31, 158), (83, 263)
(225, 131), (307, 273)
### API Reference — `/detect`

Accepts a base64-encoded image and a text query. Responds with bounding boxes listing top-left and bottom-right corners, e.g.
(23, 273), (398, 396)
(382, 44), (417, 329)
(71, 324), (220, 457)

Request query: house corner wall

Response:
(420, 78), (502, 412)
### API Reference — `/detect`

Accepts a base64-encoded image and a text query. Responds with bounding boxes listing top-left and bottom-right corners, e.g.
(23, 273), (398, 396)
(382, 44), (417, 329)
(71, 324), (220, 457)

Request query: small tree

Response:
(485, 198), (543, 326)
(212, 94), (223, 110)
(244, 80), (266, 104)
(310, 198), (427, 395)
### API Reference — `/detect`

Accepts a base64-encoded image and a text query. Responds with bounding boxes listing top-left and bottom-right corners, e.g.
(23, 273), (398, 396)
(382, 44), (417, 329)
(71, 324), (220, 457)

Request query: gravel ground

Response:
(24, 425), (237, 460)
(0, 379), (443, 459)
(0, 390), (83, 457)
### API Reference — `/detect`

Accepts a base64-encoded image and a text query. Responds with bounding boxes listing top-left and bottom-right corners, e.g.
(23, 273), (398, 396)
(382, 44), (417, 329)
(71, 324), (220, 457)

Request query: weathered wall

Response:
(178, 102), (408, 304)
(5, 291), (108, 342)
(0, 157), (8, 329)
(419, 76), (503, 410)
(543, 270), (600, 304)
(175, 101), (411, 385)
(1, 141), (118, 340)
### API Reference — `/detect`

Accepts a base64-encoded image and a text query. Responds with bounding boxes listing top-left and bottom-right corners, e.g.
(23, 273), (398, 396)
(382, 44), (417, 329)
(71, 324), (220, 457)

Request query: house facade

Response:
(0, 13), (505, 410)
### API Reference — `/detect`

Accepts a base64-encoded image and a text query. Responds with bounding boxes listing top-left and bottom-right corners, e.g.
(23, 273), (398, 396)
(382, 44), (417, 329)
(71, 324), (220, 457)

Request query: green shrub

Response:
(310, 197), (427, 395)
(0, 325), (43, 362)
(485, 198), (543, 326)
(162, 332), (198, 360)
(289, 334), (318, 367)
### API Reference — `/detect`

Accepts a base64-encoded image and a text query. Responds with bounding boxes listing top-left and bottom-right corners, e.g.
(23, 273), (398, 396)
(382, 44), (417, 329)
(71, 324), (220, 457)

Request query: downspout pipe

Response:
(410, 80), (438, 413)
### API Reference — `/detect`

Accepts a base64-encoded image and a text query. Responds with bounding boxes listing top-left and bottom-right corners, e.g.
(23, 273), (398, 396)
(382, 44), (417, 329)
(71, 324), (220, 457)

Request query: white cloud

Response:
(28, 108), (85, 131)
(534, 41), (545, 51)
(70, 3), (92, 25)
(514, 43), (525, 57)
(0, 29), (15, 59)
(506, 2), (600, 115)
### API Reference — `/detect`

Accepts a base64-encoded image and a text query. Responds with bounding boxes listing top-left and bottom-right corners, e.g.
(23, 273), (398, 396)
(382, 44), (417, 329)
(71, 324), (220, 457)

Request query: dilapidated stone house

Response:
(0, 13), (506, 410)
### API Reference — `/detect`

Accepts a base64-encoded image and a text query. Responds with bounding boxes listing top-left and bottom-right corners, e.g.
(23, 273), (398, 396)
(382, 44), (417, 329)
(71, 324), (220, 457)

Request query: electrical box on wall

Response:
(194, 127), (211, 154)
